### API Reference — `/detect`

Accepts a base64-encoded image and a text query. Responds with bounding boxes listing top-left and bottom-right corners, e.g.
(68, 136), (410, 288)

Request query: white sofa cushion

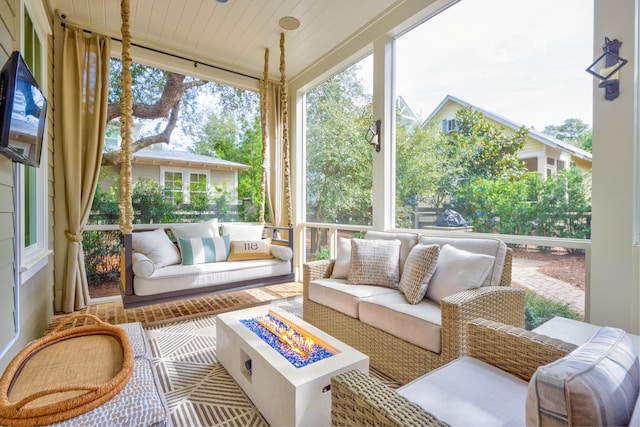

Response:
(132, 228), (181, 268)
(221, 223), (264, 241)
(398, 356), (528, 426)
(527, 326), (640, 427)
(170, 218), (219, 240)
(133, 258), (291, 296)
(308, 278), (397, 318)
(270, 245), (293, 261)
(399, 244), (440, 304)
(358, 292), (442, 353)
(132, 252), (155, 278)
(348, 238), (401, 288)
(418, 235), (507, 286)
(426, 244), (495, 303)
(365, 231), (418, 276)
(330, 237), (351, 279)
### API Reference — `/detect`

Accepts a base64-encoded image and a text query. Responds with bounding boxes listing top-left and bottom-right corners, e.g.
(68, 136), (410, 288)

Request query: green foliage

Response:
(449, 107), (528, 181)
(132, 178), (177, 223)
(542, 118), (592, 153)
(451, 169), (591, 238)
(305, 63), (373, 225)
(525, 290), (580, 330)
(191, 89), (265, 219)
(313, 246), (330, 261)
(83, 230), (121, 285)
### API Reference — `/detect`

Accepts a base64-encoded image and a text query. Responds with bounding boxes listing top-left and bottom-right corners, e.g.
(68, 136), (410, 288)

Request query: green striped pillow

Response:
(178, 235), (230, 265)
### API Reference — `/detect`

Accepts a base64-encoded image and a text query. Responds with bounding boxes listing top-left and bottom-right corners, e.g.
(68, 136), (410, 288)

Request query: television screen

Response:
(0, 51), (47, 167)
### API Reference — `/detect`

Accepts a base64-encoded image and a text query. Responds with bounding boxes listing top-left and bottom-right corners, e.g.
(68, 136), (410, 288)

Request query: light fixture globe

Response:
(279, 16), (300, 31)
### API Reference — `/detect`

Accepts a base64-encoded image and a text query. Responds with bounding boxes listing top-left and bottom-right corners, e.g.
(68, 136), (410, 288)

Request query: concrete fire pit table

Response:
(217, 305), (369, 426)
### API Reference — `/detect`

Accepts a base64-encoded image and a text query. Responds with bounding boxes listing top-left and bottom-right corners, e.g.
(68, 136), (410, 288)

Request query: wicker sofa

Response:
(303, 231), (525, 384)
(331, 318), (640, 426)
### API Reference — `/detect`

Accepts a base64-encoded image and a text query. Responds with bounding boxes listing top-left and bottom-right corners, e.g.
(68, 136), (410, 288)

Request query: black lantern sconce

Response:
(586, 37), (628, 101)
(365, 120), (381, 152)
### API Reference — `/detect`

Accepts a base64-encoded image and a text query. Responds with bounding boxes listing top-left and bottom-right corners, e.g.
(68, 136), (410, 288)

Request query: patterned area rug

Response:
(144, 297), (399, 426)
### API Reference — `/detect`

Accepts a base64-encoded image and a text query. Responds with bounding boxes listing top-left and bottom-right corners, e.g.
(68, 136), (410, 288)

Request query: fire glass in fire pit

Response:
(240, 310), (335, 368)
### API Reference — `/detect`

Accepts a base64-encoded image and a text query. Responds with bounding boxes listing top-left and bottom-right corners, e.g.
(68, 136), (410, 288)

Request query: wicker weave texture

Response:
(0, 314), (134, 426)
(303, 252), (524, 384)
(331, 370), (447, 427)
(466, 318), (577, 381)
(330, 318), (577, 427)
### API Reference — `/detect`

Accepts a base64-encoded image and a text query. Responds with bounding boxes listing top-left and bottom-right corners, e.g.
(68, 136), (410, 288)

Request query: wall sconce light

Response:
(586, 37), (627, 101)
(365, 120), (381, 152)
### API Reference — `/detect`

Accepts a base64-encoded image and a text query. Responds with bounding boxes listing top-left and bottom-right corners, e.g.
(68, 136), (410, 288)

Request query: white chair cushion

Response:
(527, 326), (640, 427)
(359, 292), (442, 353)
(418, 235), (507, 286)
(398, 356), (528, 426)
(308, 278), (397, 318)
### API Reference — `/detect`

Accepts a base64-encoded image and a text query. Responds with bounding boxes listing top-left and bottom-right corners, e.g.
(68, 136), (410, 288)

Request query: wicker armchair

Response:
(330, 319), (578, 427)
(303, 246), (525, 384)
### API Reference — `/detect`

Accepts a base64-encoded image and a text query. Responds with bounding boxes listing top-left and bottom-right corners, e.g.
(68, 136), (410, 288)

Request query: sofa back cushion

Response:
(526, 326), (640, 426)
(365, 231), (418, 277)
(348, 238), (401, 288)
(418, 236), (507, 287)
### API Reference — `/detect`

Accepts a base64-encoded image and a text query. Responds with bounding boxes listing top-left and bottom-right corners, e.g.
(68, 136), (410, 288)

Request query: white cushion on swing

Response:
(132, 228), (181, 268)
(170, 218), (219, 239)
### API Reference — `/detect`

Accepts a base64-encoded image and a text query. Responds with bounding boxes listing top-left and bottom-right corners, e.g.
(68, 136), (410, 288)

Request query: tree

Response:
(192, 87), (264, 220)
(543, 118), (592, 153)
(305, 65), (373, 225)
(102, 60), (210, 165)
(448, 106), (528, 181)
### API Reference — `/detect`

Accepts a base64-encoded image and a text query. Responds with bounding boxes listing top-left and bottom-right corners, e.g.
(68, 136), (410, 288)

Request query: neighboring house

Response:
(422, 95), (593, 177)
(101, 149), (249, 204)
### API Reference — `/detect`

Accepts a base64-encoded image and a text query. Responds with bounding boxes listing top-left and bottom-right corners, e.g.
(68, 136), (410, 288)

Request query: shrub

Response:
(524, 290), (580, 330)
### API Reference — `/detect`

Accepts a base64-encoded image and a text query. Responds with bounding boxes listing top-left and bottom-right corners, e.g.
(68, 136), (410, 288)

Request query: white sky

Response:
(391, 0), (594, 131)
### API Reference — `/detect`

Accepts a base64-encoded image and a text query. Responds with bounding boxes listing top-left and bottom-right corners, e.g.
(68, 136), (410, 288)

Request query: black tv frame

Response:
(0, 51), (47, 168)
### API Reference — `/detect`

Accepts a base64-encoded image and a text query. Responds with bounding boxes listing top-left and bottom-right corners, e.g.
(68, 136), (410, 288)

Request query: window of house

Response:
(163, 171), (183, 204)
(442, 118), (457, 134)
(20, 3), (49, 283)
(189, 172), (207, 206)
(558, 160), (566, 171)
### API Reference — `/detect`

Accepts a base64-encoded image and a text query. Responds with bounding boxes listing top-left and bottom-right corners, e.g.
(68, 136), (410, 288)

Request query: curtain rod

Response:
(61, 22), (260, 82)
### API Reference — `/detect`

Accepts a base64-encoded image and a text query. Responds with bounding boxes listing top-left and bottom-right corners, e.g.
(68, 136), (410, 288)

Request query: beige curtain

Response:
(265, 81), (289, 227)
(59, 27), (110, 312)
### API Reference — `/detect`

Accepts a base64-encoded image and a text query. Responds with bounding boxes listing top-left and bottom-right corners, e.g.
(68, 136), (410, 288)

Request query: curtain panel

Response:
(265, 81), (290, 228)
(59, 27), (110, 312)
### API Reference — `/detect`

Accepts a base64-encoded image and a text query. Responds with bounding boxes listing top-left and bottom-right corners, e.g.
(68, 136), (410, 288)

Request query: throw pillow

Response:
(527, 327), (640, 427)
(170, 218), (219, 240)
(426, 244), (495, 303)
(330, 237), (352, 279)
(228, 239), (273, 261)
(399, 244), (440, 304)
(131, 252), (155, 278)
(132, 228), (181, 267)
(177, 235), (230, 265)
(221, 223), (264, 241)
(270, 245), (293, 261)
(347, 238), (401, 288)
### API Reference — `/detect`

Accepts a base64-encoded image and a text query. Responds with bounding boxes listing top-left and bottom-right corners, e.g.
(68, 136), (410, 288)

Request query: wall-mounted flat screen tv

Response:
(0, 51), (47, 168)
